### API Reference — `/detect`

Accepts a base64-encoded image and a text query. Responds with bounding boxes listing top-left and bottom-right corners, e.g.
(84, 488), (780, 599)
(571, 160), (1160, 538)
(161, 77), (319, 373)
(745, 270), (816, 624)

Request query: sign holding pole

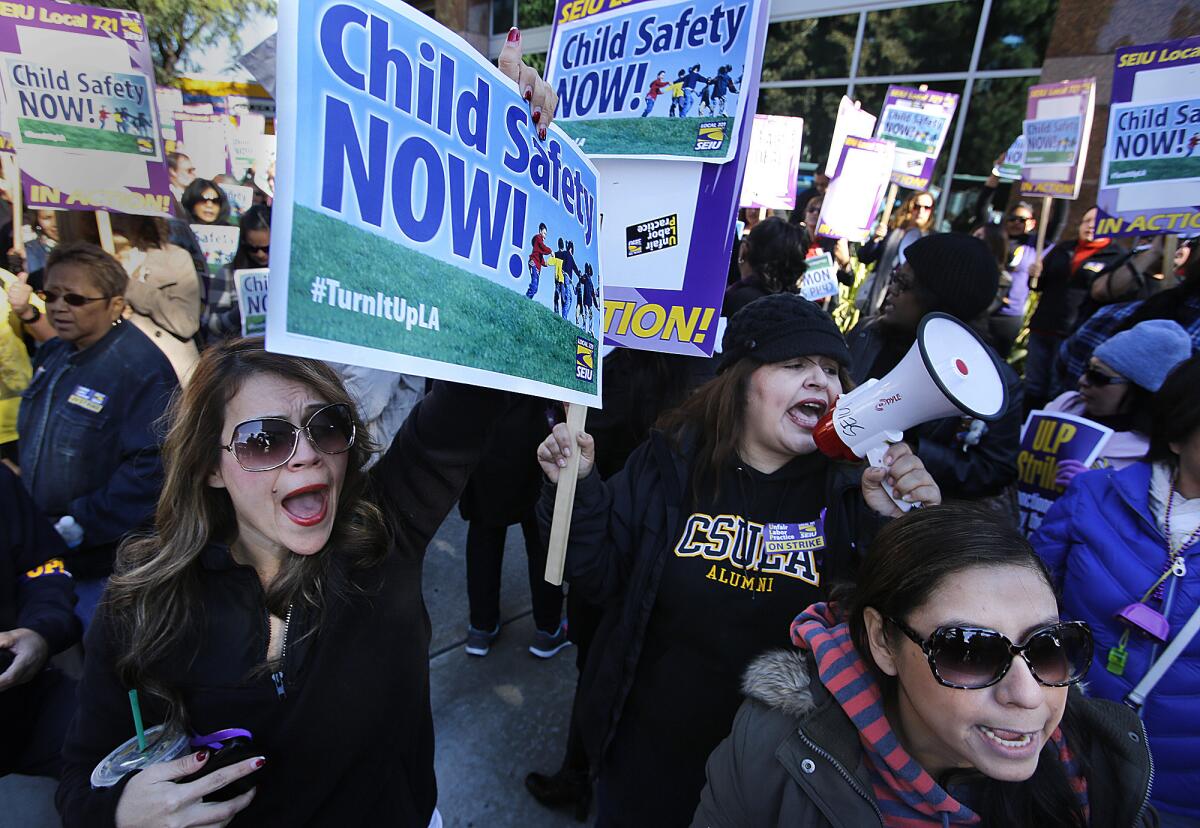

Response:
(545, 403), (588, 585)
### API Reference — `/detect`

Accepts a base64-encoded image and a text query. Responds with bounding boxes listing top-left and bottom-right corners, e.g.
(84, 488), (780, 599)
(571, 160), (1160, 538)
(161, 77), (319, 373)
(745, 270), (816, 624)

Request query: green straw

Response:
(128, 689), (146, 752)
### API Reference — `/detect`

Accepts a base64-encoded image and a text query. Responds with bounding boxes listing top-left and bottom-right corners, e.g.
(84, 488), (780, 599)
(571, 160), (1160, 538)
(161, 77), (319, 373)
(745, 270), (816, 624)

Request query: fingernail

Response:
(538, 126), (547, 140)
(532, 107), (541, 124)
(563, 446), (571, 457)
(507, 27), (520, 43)
(524, 87), (532, 101)
(558, 458), (566, 468)
(196, 751), (208, 762)
(254, 757), (266, 768)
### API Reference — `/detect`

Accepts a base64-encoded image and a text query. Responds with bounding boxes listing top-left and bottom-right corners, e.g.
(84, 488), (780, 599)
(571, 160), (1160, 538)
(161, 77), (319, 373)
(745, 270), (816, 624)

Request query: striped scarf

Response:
(790, 602), (1088, 827)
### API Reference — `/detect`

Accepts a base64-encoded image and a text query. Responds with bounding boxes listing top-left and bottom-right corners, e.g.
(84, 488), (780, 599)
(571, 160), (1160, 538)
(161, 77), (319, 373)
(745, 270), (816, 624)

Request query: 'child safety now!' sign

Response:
(268, 0), (603, 406)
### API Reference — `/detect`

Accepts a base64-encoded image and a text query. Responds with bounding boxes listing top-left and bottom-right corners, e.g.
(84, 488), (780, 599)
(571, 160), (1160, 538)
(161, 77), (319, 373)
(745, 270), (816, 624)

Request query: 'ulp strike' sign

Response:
(269, 0), (603, 406)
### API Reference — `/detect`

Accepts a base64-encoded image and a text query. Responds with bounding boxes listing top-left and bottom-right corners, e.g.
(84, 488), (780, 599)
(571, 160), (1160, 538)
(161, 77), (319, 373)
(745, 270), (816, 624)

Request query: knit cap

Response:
(718, 293), (850, 373)
(1093, 319), (1193, 392)
(905, 233), (1000, 321)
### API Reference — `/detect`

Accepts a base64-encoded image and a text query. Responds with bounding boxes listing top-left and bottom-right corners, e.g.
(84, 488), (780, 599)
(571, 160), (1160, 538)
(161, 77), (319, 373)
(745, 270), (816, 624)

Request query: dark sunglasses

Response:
(888, 617), (1093, 689)
(221, 403), (355, 472)
(38, 290), (109, 306)
(1006, 213), (1033, 223)
(197, 194), (222, 205)
(1082, 367), (1128, 387)
(246, 244), (270, 254)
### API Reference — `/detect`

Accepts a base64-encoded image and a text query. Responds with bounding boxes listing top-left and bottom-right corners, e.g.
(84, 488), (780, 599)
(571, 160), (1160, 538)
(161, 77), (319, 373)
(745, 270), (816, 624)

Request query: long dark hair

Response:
(1148, 354), (1200, 463)
(232, 204), (271, 270)
(743, 216), (808, 293)
(837, 505), (1087, 828)
(182, 178), (232, 225)
(106, 338), (389, 729)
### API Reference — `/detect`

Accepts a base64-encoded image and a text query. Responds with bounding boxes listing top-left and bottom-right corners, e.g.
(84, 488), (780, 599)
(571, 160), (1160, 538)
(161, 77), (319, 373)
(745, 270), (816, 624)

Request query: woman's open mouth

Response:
(787, 399), (828, 430)
(978, 725), (1040, 758)
(281, 484), (329, 527)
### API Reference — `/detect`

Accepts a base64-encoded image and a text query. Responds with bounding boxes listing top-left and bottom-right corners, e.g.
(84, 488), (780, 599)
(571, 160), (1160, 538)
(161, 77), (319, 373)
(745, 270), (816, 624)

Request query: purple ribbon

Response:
(189, 728), (253, 750)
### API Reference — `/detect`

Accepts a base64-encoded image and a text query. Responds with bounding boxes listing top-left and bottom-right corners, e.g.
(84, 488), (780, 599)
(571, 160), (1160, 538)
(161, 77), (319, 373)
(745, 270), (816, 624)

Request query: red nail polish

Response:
(254, 757), (266, 769)
(195, 751), (208, 762)
(507, 27), (520, 43)
(524, 88), (532, 102)
(532, 108), (541, 124)
(539, 126), (547, 140)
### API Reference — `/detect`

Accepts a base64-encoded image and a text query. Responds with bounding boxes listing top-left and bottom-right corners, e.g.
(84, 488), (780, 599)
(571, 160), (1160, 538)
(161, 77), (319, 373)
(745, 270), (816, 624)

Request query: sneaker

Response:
(465, 623), (500, 657)
(529, 621), (572, 659)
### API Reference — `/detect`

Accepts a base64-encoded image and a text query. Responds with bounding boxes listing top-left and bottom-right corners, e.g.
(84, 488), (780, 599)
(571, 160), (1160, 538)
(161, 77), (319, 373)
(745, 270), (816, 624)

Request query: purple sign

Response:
(874, 86), (958, 191)
(558, 0), (769, 356)
(0, 0), (171, 216)
(1096, 36), (1200, 238)
(1018, 79), (1096, 201)
(814, 135), (894, 243)
(1017, 410), (1112, 536)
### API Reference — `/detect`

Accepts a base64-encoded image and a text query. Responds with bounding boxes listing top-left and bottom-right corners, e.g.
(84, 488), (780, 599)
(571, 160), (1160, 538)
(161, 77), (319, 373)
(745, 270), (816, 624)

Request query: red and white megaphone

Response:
(813, 312), (1007, 511)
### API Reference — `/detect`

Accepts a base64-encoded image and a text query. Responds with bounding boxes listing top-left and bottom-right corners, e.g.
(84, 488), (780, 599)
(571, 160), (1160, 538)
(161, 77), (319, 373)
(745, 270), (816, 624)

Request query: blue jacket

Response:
(17, 321), (177, 579)
(1033, 461), (1200, 820)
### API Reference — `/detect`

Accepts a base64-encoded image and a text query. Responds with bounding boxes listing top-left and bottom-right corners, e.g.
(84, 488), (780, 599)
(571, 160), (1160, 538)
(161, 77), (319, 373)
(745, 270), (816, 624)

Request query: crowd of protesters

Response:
(1, 29), (1198, 828)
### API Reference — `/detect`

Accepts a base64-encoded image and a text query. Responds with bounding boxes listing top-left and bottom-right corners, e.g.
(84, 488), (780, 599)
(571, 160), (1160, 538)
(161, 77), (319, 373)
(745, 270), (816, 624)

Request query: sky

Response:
(186, 11), (277, 82)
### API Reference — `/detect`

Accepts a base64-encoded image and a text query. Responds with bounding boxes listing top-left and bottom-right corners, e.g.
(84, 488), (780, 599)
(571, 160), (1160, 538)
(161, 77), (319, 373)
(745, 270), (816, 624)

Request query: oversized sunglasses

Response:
(221, 403), (355, 472)
(38, 290), (110, 306)
(197, 194), (222, 204)
(1082, 366), (1128, 387)
(888, 617), (1093, 689)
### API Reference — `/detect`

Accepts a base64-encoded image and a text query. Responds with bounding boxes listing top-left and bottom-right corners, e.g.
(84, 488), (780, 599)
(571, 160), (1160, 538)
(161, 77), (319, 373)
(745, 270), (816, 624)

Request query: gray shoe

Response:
(465, 624), (500, 657)
(529, 621), (572, 659)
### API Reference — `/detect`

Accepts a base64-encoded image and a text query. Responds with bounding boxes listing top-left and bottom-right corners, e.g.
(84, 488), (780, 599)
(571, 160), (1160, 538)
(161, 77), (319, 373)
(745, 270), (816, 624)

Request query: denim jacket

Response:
(17, 321), (177, 578)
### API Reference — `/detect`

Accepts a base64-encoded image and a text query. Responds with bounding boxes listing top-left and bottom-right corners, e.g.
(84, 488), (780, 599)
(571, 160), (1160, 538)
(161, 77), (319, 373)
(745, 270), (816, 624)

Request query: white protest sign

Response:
(815, 135), (894, 243)
(825, 95), (876, 177)
(236, 267), (268, 336)
(739, 114), (804, 210)
(191, 223), (240, 275)
(799, 252), (838, 301)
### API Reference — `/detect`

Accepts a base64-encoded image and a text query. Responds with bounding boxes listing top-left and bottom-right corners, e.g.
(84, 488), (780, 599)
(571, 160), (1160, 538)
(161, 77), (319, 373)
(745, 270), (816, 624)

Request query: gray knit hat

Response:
(1093, 319), (1193, 392)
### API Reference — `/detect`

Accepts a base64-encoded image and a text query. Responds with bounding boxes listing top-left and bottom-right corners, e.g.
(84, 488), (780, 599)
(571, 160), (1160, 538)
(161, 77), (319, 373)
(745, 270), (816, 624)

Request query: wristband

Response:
(17, 304), (40, 324)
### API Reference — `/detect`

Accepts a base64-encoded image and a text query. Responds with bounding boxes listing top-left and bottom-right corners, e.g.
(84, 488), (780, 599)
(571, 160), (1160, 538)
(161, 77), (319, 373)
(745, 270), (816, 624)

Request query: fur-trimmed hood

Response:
(741, 649), (819, 719)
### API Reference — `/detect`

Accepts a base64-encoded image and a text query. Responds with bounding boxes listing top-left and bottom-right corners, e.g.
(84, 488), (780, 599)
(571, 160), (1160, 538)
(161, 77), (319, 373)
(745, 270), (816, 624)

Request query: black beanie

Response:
(905, 233), (1000, 321)
(718, 293), (850, 373)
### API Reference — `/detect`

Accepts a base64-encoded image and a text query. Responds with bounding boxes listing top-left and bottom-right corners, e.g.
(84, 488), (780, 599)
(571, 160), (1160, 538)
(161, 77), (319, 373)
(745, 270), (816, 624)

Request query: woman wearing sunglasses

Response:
(1034, 355), (1200, 826)
(181, 179), (233, 227)
(1044, 319), (1191, 487)
(57, 30), (557, 828)
(695, 505), (1155, 828)
(16, 242), (177, 630)
(204, 204), (272, 343)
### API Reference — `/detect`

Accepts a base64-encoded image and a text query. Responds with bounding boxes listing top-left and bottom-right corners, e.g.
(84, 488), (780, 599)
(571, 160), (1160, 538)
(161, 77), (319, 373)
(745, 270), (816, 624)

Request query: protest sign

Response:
(875, 86), (958, 190)
(1096, 36), (1200, 239)
(0, 0), (170, 216)
(799, 252), (838, 301)
(192, 224), (239, 275)
(815, 135), (894, 243)
(156, 86), (182, 142)
(594, 0), (768, 357)
(994, 134), (1025, 182)
(825, 95), (875, 178)
(221, 183), (254, 221)
(236, 268), (269, 336)
(1016, 410), (1112, 536)
(739, 114), (803, 210)
(229, 119), (269, 180)
(1023, 115), (1082, 166)
(1018, 79), (1096, 200)
(270, 0), (602, 406)
(546, 0), (764, 162)
(176, 113), (231, 180)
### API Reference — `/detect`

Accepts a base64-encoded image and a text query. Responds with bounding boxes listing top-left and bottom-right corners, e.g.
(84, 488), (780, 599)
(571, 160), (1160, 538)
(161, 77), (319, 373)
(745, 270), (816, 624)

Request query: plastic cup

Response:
(90, 725), (191, 788)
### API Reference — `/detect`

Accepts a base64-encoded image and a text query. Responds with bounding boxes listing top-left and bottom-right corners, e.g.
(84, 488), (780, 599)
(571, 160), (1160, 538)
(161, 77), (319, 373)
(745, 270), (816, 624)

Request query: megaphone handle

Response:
(866, 444), (916, 514)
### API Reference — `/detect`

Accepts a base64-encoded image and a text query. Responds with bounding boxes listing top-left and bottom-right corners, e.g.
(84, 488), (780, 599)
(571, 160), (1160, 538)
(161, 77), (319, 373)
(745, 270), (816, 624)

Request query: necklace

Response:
(1155, 478), (1200, 600)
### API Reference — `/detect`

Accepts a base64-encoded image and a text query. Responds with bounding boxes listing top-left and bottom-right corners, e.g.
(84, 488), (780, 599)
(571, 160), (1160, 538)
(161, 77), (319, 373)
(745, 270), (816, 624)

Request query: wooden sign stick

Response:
(876, 182), (899, 236)
(2, 154), (22, 257)
(544, 402), (588, 586)
(95, 210), (115, 255)
(1030, 196), (1052, 290)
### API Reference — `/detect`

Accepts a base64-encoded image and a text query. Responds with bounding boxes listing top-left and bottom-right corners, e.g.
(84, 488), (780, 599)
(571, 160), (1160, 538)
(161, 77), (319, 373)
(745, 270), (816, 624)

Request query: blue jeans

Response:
(526, 263), (541, 298)
(73, 576), (107, 632)
(558, 283), (571, 318)
(682, 88), (695, 116)
(641, 96), (655, 117)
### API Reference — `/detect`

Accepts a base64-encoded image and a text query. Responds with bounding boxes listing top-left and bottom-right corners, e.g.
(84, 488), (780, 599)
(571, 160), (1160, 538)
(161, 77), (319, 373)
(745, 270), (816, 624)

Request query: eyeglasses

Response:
(888, 617), (1093, 689)
(221, 403), (355, 472)
(913, 203), (934, 212)
(197, 195), (222, 205)
(38, 290), (110, 306)
(1006, 214), (1033, 223)
(246, 244), (270, 254)
(1082, 366), (1128, 387)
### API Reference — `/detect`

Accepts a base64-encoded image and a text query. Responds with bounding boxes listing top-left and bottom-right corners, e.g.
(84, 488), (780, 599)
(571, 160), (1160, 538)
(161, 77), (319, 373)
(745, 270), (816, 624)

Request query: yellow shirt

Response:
(0, 269), (42, 444)
(547, 256), (565, 285)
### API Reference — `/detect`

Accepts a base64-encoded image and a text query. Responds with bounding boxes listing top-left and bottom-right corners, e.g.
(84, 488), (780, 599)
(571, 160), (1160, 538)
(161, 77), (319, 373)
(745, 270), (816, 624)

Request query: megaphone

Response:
(813, 312), (1007, 511)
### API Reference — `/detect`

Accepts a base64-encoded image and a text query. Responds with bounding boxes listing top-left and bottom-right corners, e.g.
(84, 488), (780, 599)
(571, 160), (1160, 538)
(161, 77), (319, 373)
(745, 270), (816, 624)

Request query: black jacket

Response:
(537, 430), (883, 768)
(1029, 241), (1136, 337)
(56, 382), (505, 827)
(693, 649), (1157, 827)
(847, 320), (1023, 500)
